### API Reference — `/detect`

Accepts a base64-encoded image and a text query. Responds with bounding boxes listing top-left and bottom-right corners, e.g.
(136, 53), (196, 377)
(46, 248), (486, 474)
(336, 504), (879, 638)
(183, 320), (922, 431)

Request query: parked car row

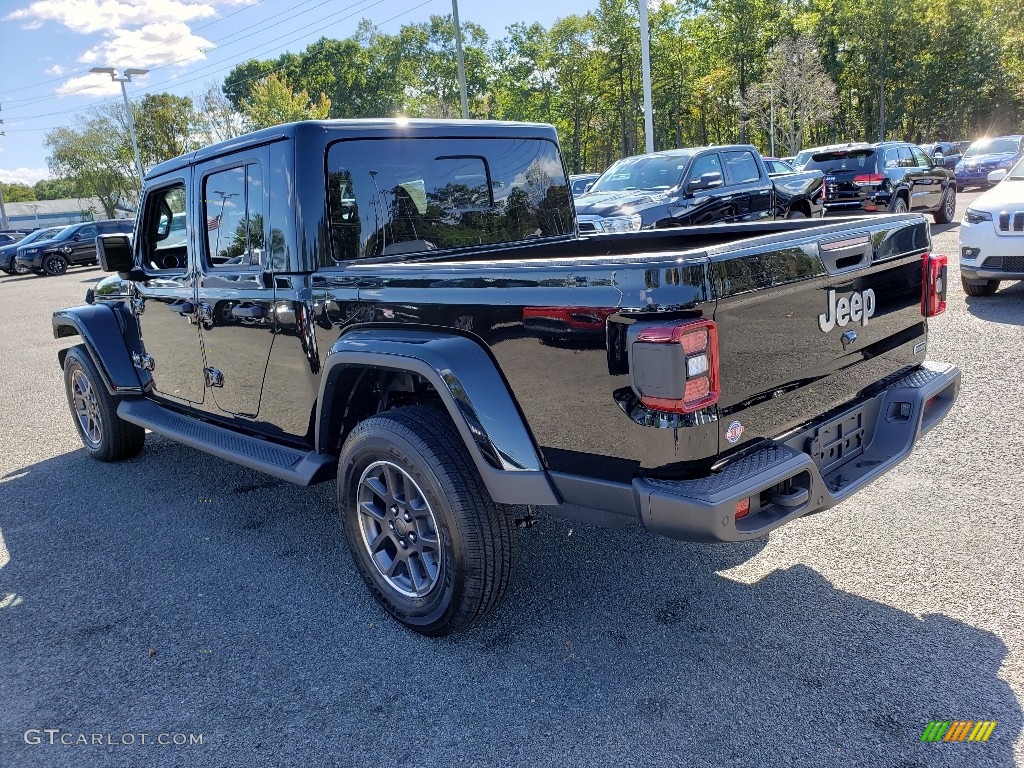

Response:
(572, 144), (823, 232)
(0, 219), (134, 277)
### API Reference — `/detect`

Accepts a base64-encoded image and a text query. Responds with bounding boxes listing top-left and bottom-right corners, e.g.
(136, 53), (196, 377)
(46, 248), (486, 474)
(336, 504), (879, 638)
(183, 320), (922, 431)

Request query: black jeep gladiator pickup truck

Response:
(574, 144), (823, 234)
(55, 120), (959, 636)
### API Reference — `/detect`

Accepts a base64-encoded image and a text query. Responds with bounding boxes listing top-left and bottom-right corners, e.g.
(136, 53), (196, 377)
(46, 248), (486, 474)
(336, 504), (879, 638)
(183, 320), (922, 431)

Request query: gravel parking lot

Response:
(1, 191), (1022, 767)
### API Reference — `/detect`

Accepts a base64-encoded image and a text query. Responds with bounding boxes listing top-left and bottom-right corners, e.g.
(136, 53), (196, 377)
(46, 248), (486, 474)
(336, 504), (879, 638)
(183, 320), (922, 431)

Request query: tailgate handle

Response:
(769, 487), (810, 508)
(818, 235), (872, 273)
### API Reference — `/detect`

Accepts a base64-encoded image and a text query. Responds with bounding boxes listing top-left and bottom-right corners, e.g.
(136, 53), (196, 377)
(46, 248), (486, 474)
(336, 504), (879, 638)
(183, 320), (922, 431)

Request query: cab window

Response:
(722, 150), (760, 184)
(326, 137), (572, 261)
(688, 154), (722, 186)
(203, 163), (265, 269)
(141, 183), (188, 272)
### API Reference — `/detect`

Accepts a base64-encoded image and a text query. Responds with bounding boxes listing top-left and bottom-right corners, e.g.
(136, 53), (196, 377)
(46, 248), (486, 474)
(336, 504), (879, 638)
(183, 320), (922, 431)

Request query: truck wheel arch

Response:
(316, 328), (558, 506)
(52, 305), (144, 396)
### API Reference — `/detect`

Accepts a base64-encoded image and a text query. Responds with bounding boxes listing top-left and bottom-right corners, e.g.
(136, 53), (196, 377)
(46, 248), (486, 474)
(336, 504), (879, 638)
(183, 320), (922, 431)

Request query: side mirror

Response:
(96, 233), (139, 279)
(689, 171), (724, 192)
(988, 168), (1008, 184)
(71, 234), (81, 241)
(584, 182), (594, 193)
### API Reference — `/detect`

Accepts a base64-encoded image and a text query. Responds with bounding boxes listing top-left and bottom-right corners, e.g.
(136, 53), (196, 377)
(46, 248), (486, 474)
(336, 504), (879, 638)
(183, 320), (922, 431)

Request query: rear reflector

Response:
(854, 174), (885, 184)
(735, 498), (750, 519)
(635, 319), (719, 413)
(921, 253), (948, 317)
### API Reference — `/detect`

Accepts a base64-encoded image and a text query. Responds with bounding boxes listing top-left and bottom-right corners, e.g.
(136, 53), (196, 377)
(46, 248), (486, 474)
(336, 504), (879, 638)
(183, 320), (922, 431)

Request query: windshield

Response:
(590, 152), (692, 192)
(964, 138), (1021, 157)
(48, 225), (80, 241)
(793, 150), (815, 168)
(1008, 157), (1024, 180)
(801, 149), (875, 173)
(20, 227), (61, 244)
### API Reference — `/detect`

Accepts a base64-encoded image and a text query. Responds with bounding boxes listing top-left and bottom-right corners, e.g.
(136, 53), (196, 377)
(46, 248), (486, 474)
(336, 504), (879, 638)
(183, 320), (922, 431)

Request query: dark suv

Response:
(804, 142), (957, 223)
(15, 219), (135, 276)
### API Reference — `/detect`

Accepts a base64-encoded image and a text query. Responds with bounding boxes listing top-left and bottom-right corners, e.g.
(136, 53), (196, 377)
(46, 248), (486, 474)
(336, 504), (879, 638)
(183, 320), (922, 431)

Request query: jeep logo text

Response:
(818, 288), (875, 333)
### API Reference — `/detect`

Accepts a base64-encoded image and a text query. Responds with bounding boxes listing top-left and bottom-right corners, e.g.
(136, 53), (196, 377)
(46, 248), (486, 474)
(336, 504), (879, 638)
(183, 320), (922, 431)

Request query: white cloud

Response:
(5, 0), (244, 98)
(78, 22), (214, 69)
(0, 167), (51, 185)
(54, 71), (126, 97)
(5, 0), (218, 36)
(21, 19), (44, 29)
(45, 64), (65, 75)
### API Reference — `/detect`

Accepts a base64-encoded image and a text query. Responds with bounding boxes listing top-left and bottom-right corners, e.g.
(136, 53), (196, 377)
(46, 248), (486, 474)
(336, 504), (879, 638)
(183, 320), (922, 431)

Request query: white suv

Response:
(959, 157), (1024, 296)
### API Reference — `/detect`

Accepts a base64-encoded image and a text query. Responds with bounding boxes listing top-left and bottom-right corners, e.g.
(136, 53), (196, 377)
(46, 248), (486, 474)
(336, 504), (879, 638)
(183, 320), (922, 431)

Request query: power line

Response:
(4, 0), (405, 123)
(0, 0), (269, 100)
(2, 0), (341, 111)
(3, 0), (438, 131)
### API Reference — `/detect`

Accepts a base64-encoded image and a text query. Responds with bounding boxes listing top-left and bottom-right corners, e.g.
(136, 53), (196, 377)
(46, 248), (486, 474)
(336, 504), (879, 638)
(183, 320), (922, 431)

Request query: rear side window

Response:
(722, 151), (760, 184)
(203, 163), (265, 269)
(326, 137), (572, 261)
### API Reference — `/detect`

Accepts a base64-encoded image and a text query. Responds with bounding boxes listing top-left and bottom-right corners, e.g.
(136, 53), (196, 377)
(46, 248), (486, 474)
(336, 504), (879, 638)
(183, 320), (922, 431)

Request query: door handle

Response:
(231, 304), (265, 319)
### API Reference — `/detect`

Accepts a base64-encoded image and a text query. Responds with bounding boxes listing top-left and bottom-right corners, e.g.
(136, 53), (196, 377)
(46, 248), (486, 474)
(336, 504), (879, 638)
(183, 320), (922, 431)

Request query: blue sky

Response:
(0, 0), (596, 186)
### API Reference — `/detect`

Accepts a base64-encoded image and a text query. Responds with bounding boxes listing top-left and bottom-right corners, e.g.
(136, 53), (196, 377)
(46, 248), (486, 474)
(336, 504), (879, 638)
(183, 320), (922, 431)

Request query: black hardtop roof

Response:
(146, 119), (561, 180)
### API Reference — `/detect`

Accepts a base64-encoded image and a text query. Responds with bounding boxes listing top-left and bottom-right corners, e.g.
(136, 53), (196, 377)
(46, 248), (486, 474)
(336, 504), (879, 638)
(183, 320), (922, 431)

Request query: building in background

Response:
(4, 198), (134, 230)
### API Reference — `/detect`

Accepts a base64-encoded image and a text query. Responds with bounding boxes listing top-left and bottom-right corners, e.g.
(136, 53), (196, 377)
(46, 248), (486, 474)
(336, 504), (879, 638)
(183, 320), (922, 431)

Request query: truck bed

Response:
(324, 213), (933, 483)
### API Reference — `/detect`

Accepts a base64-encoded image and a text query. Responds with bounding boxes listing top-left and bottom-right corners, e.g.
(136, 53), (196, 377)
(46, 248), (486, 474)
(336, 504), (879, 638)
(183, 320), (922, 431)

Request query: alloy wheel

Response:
(71, 368), (102, 449)
(356, 460), (443, 598)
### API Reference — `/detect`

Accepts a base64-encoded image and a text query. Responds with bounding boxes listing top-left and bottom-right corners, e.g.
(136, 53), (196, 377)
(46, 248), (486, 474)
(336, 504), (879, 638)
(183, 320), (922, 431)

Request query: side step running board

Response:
(117, 398), (335, 486)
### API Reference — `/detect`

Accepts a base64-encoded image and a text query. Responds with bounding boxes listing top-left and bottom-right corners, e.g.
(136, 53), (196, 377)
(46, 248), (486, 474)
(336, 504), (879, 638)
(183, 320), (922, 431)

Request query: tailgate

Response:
(709, 214), (930, 456)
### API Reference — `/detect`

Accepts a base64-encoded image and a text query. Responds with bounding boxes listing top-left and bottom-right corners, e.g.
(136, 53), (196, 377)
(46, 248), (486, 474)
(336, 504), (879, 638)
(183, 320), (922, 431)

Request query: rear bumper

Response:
(636, 361), (959, 541)
(548, 361), (960, 542)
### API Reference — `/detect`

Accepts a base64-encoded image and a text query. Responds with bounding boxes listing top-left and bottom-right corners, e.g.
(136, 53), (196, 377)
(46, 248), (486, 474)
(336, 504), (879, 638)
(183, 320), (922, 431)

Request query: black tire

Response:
(12, 260), (31, 275)
(961, 277), (999, 297)
(889, 195), (909, 214)
(63, 345), (145, 461)
(933, 186), (956, 224)
(338, 405), (517, 636)
(785, 208), (808, 219)
(42, 253), (68, 276)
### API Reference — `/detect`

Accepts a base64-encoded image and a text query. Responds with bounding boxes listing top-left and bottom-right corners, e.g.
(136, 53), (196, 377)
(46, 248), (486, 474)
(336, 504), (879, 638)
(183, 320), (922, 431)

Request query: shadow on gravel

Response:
(965, 280), (1024, 326)
(0, 440), (1018, 768)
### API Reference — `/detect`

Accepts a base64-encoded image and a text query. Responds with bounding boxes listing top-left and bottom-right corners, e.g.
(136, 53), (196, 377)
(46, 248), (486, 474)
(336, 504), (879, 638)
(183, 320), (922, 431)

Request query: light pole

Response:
(29, 203), (40, 229)
(90, 67), (149, 184)
(451, 0), (469, 118)
(638, 0), (654, 153)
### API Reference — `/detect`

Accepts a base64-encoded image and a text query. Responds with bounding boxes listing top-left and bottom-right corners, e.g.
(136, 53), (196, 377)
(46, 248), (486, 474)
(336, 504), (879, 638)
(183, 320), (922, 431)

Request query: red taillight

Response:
(635, 319), (719, 413)
(921, 253), (948, 317)
(853, 173), (885, 184)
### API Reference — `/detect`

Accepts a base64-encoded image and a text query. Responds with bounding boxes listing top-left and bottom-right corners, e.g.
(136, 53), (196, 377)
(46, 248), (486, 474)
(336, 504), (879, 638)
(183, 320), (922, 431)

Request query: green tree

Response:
(239, 73), (331, 130)
(33, 178), (77, 200)
(134, 93), (199, 167)
(0, 183), (36, 202)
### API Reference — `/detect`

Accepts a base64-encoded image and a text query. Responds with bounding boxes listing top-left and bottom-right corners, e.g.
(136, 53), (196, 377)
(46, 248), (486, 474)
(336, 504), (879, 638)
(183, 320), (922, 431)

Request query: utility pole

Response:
(451, 0), (470, 119)
(638, 0), (654, 153)
(0, 104), (7, 229)
(91, 67), (149, 184)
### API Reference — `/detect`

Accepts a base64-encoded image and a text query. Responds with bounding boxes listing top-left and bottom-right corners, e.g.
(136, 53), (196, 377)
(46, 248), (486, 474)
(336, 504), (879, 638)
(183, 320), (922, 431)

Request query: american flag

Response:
(206, 214), (222, 231)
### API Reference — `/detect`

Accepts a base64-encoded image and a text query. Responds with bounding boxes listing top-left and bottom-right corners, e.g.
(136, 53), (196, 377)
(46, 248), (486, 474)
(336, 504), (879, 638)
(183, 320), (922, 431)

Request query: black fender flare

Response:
(52, 304), (144, 395)
(317, 328), (558, 506)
